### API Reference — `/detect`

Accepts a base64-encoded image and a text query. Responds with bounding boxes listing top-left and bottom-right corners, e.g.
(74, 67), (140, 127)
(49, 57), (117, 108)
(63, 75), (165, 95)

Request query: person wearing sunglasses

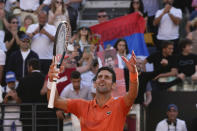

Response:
(6, 31), (39, 81)
(97, 9), (109, 24)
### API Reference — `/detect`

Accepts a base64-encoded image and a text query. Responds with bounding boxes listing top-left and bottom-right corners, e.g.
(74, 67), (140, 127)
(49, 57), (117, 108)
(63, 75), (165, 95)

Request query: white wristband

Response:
(47, 79), (53, 90)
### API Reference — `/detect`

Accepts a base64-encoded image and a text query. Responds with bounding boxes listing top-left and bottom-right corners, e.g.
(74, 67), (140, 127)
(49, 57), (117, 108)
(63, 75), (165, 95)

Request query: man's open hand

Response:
(122, 50), (137, 73)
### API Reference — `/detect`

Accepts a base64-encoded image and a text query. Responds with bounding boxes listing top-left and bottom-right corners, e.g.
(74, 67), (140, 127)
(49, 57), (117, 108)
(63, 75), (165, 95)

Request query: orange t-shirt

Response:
(65, 96), (131, 131)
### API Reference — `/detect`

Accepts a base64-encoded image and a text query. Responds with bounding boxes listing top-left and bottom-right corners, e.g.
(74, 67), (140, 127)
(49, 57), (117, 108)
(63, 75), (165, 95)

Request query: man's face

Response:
(97, 11), (108, 24)
(183, 44), (192, 54)
(0, 2), (4, 9)
(38, 12), (47, 25)
(163, 45), (174, 56)
(63, 58), (77, 68)
(20, 38), (30, 50)
(167, 107), (178, 121)
(117, 41), (126, 53)
(71, 78), (81, 90)
(7, 82), (16, 89)
(104, 57), (115, 68)
(95, 70), (115, 94)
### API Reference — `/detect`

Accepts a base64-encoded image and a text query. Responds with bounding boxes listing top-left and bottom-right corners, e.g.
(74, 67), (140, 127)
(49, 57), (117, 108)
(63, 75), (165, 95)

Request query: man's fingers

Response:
(121, 56), (129, 64)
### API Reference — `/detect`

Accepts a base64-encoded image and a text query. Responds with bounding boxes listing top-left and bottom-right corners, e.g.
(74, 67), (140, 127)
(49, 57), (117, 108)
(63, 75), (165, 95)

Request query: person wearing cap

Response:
(7, 31), (38, 81)
(155, 104), (187, 131)
(1, 71), (22, 131)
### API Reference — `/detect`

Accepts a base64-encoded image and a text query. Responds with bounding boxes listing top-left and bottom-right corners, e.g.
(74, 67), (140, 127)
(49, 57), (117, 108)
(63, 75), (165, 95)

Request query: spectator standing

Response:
(26, 10), (56, 75)
(4, 16), (20, 60)
(2, 71), (22, 131)
(7, 31), (39, 81)
(16, 58), (51, 131)
(155, 104), (187, 131)
(153, 0), (182, 54)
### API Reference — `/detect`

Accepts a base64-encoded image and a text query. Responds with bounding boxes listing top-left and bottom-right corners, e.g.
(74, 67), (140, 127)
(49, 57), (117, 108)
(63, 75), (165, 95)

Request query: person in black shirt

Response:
(7, 31), (39, 81)
(17, 58), (57, 131)
(137, 41), (178, 101)
(177, 39), (197, 80)
(156, 39), (197, 88)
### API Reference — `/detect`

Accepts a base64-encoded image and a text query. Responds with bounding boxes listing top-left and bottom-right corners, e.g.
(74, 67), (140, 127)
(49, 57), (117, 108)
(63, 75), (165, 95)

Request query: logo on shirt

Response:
(106, 111), (112, 115)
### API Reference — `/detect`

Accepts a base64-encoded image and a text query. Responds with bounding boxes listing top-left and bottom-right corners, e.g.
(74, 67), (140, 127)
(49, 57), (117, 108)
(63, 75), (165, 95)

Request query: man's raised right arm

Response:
(47, 63), (68, 111)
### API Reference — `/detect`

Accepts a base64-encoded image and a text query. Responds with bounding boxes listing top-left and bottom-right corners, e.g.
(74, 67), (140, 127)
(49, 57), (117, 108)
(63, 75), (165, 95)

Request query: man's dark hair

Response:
(27, 58), (40, 70)
(71, 70), (81, 79)
(91, 59), (99, 68)
(8, 15), (18, 23)
(104, 54), (114, 61)
(94, 66), (116, 83)
(161, 41), (174, 49)
(98, 9), (107, 14)
(179, 39), (192, 52)
(114, 38), (129, 54)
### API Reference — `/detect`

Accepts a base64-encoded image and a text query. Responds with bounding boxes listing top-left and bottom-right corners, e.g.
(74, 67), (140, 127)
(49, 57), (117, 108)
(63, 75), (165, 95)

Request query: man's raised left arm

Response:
(122, 51), (138, 107)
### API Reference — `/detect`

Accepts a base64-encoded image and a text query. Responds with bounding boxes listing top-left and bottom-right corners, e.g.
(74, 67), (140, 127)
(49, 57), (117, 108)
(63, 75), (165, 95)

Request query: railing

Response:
(0, 103), (61, 131)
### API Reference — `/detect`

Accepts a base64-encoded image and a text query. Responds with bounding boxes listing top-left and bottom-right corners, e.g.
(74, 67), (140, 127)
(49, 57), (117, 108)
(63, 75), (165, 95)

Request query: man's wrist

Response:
(129, 72), (138, 82)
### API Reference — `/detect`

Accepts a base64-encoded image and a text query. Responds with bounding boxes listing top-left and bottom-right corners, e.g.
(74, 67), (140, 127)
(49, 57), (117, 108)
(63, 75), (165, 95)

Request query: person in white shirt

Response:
(19, 0), (51, 25)
(155, 104), (187, 131)
(26, 10), (56, 75)
(81, 59), (99, 97)
(153, 0), (182, 54)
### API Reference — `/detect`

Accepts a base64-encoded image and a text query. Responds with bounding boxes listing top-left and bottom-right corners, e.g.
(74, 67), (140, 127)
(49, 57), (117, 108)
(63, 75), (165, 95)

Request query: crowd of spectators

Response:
(0, 0), (197, 130)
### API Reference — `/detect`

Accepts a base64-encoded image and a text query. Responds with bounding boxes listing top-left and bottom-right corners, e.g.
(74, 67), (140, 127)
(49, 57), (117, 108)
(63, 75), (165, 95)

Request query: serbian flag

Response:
(90, 12), (149, 56)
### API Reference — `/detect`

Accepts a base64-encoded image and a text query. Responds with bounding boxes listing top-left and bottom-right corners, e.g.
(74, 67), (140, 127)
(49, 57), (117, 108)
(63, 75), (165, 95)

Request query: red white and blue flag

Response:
(90, 12), (149, 56)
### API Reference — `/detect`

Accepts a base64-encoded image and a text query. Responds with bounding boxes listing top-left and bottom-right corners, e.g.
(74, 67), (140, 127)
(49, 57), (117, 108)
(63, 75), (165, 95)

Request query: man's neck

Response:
(95, 93), (111, 107)
(168, 119), (176, 124)
(182, 51), (189, 56)
(162, 52), (168, 57)
(21, 48), (29, 52)
(74, 87), (80, 94)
